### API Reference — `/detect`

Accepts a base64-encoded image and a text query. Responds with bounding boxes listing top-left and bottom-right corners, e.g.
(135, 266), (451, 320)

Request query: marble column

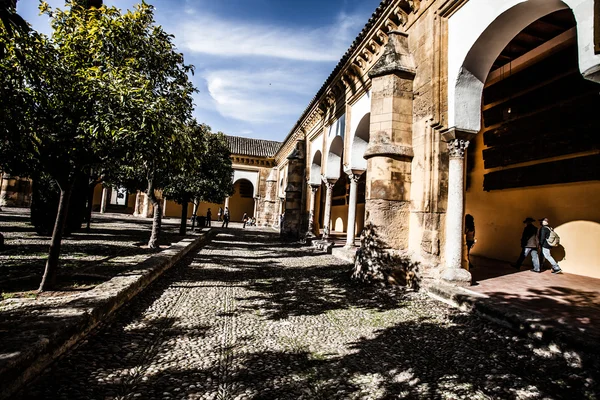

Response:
(321, 178), (336, 240)
(100, 187), (109, 214)
(307, 183), (320, 236)
(441, 139), (472, 286)
(345, 170), (364, 248)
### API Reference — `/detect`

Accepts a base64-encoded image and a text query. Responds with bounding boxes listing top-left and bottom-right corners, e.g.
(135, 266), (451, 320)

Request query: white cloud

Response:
(172, 11), (365, 62)
(204, 68), (316, 123)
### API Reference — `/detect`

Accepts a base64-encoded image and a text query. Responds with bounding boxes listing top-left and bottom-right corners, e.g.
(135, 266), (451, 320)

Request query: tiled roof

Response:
(224, 135), (282, 158)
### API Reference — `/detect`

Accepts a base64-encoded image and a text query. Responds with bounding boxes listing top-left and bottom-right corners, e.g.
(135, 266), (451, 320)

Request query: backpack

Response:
(546, 228), (560, 247)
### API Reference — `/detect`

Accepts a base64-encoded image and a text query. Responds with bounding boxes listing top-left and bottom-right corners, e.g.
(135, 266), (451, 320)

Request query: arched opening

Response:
(229, 179), (255, 222)
(463, 7), (600, 279)
(310, 150), (322, 185)
(325, 136), (344, 180)
(350, 113), (370, 171)
(448, 0), (600, 133)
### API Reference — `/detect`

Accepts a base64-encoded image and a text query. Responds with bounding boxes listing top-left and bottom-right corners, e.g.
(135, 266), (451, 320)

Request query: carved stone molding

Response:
(447, 139), (470, 159)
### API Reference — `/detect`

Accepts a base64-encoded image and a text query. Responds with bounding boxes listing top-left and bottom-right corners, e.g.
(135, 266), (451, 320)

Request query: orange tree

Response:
(0, 1), (195, 290)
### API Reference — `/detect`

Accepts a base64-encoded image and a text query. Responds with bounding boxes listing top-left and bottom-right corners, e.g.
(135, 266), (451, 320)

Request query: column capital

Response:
(308, 183), (320, 193)
(441, 126), (477, 142)
(344, 166), (365, 182)
(321, 175), (337, 189)
(447, 139), (470, 159)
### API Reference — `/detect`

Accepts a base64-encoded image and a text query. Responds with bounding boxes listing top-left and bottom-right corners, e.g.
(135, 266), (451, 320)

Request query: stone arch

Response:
(448, 0), (600, 133)
(309, 150), (322, 185)
(325, 136), (344, 180)
(232, 169), (258, 197)
(349, 113), (370, 171)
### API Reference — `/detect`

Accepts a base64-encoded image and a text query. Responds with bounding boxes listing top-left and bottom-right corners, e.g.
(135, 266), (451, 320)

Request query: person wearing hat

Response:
(538, 217), (562, 274)
(513, 217), (541, 272)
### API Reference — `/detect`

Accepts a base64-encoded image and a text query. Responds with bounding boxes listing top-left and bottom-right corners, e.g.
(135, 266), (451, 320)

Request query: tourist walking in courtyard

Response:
(222, 207), (230, 228)
(206, 208), (212, 227)
(513, 217), (541, 272)
(242, 212), (248, 228)
(217, 207), (222, 222)
(538, 217), (562, 274)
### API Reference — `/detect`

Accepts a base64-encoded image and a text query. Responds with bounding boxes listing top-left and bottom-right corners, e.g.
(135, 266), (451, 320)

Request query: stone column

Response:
(224, 196), (230, 209)
(345, 170), (364, 248)
(253, 196), (259, 218)
(441, 139), (471, 286)
(321, 178), (336, 240)
(133, 191), (141, 216)
(277, 197), (285, 227)
(263, 168), (278, 226)
(281, 140), (306, 240)
(100, 187), (109, 214)
(307, 184), (319, 236)
(364, 31), (416, 249)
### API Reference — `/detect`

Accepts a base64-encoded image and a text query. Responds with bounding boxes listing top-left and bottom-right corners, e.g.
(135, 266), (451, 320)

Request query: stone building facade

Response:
(264, 0), (600, 283)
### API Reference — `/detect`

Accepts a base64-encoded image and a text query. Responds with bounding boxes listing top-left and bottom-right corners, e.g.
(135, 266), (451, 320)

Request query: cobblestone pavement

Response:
(13, 228), (599, 400)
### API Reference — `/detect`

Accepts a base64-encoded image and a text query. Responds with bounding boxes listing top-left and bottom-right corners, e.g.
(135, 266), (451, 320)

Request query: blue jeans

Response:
(541, 247), (560, 271)
(516, 247), (541, 271)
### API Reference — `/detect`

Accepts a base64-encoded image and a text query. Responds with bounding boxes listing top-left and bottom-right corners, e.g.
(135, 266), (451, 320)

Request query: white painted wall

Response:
(447, 0), (600, 132)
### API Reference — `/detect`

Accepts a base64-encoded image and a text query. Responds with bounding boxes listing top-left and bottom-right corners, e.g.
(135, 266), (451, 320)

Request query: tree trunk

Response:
(147, 180), (162, 249)
(191, 200), (199, 231)
(38, 179), (73, 292)
(179, 200), (188, 235)
(85, 180), (98, 232)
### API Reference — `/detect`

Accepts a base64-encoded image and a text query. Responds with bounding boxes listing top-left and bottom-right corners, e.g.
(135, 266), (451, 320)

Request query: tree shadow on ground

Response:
(11, 262), (212, 399)
(469, 286), (600, 353)
(220, 312), (600, 399)
(10, 228), (600, 400)
(177, 231), (415, 320)
(0, 213), (187, 294)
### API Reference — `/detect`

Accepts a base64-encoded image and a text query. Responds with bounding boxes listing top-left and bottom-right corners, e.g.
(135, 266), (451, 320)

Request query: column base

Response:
(440, 268), (472, 287)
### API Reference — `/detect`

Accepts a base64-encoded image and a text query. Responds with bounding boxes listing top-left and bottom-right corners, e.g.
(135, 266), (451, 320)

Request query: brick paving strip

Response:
(0, 229), (214, 400)
(8, 228), (599, 399)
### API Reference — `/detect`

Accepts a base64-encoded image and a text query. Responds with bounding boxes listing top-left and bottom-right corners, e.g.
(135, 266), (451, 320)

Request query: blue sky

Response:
(18, 0), (382, 142)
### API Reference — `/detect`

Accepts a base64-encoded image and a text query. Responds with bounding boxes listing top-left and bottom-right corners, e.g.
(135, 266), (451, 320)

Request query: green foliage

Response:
(0, 1), (29, 41)
(352, 223), (421, 289)
(163, 122), (234, 206)
(0, 0), (197, 286)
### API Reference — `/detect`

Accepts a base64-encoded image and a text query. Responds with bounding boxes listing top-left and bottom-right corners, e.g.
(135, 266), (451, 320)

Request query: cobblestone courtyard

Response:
(13, 227), (599, 400)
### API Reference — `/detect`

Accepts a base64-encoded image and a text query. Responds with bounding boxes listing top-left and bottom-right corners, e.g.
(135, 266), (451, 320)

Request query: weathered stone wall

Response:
(404, 2), (450, 265)
(281, 141), (306, 240)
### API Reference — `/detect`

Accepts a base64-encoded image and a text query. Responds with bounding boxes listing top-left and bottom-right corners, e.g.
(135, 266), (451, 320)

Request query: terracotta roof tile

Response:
(224, 135), (282, 158)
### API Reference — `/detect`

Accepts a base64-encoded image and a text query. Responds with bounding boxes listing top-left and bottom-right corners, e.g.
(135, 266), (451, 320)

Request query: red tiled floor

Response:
(469, 255), (600, 341)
